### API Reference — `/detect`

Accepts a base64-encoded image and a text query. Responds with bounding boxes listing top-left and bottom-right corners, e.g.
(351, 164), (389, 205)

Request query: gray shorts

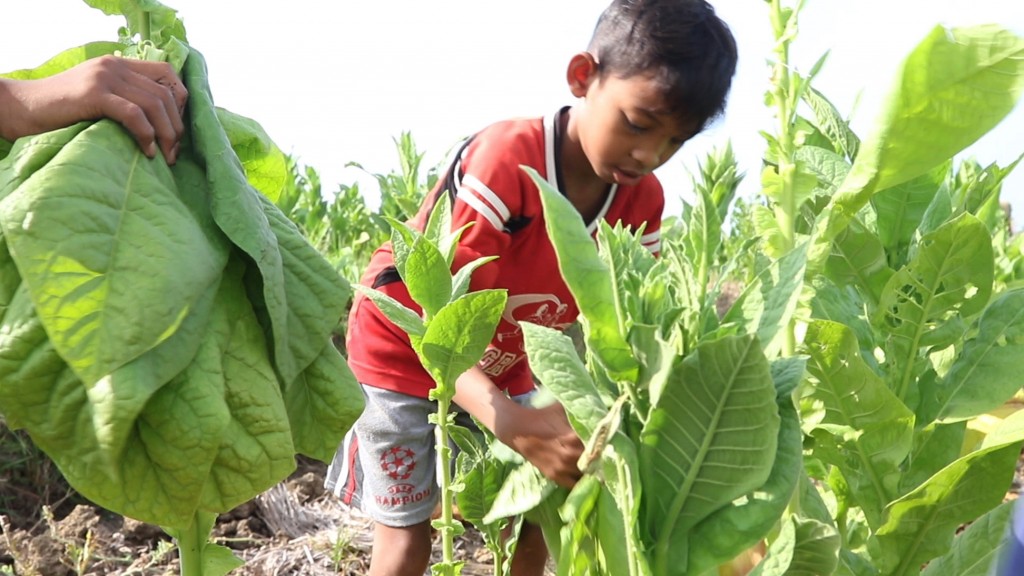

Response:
(324, 384), (534, 527)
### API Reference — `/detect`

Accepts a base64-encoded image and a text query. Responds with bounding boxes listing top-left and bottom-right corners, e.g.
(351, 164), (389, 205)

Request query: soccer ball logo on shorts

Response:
(380, 446), (417, 480)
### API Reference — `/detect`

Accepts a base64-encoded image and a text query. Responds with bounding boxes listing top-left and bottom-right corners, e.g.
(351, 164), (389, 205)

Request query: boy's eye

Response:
(623, 115), (648, 133)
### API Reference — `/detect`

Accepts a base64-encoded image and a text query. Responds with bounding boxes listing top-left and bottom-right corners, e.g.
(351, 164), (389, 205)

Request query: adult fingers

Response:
(131, 73), (185, 163)
(119, 59), (188, 116)
(551, 431), (584, 488)
(103, 59), (186, 163)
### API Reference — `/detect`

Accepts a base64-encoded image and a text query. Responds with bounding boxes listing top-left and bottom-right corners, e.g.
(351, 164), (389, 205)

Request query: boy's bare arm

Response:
(0, 56), (187, 163)
(454, 367), (583, 488)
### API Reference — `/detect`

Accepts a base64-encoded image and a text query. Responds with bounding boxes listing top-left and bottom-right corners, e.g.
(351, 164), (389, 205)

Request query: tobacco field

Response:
(2, 0), (1024, 575)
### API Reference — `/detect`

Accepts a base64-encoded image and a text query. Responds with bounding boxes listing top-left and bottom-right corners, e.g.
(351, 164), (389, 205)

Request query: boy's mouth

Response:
(612, 167), (644, 186)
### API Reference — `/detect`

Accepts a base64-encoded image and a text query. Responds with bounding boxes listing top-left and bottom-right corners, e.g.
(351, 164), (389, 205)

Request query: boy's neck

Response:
(558, 106), (611, 223)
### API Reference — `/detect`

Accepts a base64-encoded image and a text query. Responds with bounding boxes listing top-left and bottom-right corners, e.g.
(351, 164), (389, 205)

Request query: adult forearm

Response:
(0, 79), (37, 142)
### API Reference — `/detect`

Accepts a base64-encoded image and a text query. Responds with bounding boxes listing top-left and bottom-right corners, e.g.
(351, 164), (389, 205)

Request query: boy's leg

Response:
(509, 520), (549, 575)
(324, 385), (441, 576)
(369, 520), (433, 576)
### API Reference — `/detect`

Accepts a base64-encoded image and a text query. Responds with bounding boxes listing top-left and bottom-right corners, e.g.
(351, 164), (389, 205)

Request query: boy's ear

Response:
(566, 52), (599, 97)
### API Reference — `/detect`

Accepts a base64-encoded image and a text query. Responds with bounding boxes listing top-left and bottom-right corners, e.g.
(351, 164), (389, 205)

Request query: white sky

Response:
(5, 1), (1024, 228)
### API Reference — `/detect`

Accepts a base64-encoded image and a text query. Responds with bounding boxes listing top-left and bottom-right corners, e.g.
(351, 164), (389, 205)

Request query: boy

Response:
(326, 0), (738, 573)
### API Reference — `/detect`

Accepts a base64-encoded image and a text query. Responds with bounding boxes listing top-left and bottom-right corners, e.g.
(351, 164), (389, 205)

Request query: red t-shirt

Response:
(345, 108), (664, 398)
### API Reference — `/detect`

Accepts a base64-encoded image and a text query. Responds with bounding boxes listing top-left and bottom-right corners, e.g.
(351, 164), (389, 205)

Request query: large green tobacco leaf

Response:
(596, 437), (648, 576)
(352, 284), (426, 337)
(824, 219), (892, 306)
(402, 234), (453, 318)
(802, 86), (860, 161)
(811, 24), (1024, 262)
(0, 44), (358, 541)
(185, 51), (349, 389)
(928, 288), (1024, 422)
(858, 25), (1024, 193)
(257, 193), (353, 379)
(679, 185), (723, 295)
(720, 242), (807, 358)
(898, 421), (966, 497)
(0, 42), (122, 80)
(522, 322), (606, 438)
(687, 398), (802, 575)
(281, 344), (363, 462)
(0, 257), (296, 528)
(194, 262), (295, 513)
(750, 516), (840, 576)
(870, 162), (950, 263)
(527, 167), (638, 386)
(0, 278), (226, 526)
(796, 145), (850, 197)
(640, 334), (779, 574)
(484, 461), (557, 524)
(921, 499), (1014, 576)
(802, 320), (914, 529)
(553, 475), (602, 576)
(810, 279), (876, 358)
(215, 108), (288, 203)
(876, 213), (994, 402)
(870, 439), (1024, 575)
(0, 121), (228, 390)
(0, 128), (229, 463)
(452, 425), (514, 529)
(414, 289), (507, 395)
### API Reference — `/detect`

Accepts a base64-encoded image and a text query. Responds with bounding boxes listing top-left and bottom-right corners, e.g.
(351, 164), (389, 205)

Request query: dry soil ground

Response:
(0, 442), (502, 576)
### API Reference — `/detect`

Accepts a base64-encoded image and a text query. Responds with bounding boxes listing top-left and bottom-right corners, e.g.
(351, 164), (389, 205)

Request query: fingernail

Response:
(146, 142), (157, 158)
(168, 143), (179, 165)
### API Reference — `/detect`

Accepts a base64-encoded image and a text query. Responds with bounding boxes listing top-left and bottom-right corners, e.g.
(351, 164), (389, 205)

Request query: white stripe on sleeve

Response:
(457, 183), (505, 230)
(640, 230), (660, 245)
(641, 230), (661, 254)
(461, 174), (511, 220)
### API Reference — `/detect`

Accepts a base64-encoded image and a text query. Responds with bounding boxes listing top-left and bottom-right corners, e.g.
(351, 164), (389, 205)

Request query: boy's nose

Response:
(632, 147), (662, 171)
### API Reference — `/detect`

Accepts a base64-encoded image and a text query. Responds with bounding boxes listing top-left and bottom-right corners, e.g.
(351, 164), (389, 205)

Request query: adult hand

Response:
(0, 55), (188, 163)
(496, 402), (584, 488)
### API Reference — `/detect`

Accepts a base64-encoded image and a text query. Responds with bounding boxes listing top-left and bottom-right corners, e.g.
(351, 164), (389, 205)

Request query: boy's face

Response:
(572, 60), (696, 187)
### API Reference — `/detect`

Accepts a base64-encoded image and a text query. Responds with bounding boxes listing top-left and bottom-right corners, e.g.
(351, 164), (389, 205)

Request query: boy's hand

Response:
(496, 402), (584, 488)
(0, 56), (187, 163)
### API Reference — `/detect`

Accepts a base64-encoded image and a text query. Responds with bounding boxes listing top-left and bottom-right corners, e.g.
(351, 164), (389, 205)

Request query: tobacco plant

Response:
(469, 166), (805, 576)
(468, 7), (1024, 576)
(0, 1), (363, 573)
(747, 2), (1024, 574)
(354, 194), (508, 575)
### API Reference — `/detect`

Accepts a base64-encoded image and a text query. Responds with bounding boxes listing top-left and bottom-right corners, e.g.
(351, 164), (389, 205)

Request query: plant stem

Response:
(435, 397), (457, 573)
(768, 0), (800, 359)
(139, 11), (152, 43)
(177, 516), (203, 576)
(174, 511), (219, 576)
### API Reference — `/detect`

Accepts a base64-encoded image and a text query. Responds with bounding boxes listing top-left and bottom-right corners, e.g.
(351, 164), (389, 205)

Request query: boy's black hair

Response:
(588, 0), (738, 132)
